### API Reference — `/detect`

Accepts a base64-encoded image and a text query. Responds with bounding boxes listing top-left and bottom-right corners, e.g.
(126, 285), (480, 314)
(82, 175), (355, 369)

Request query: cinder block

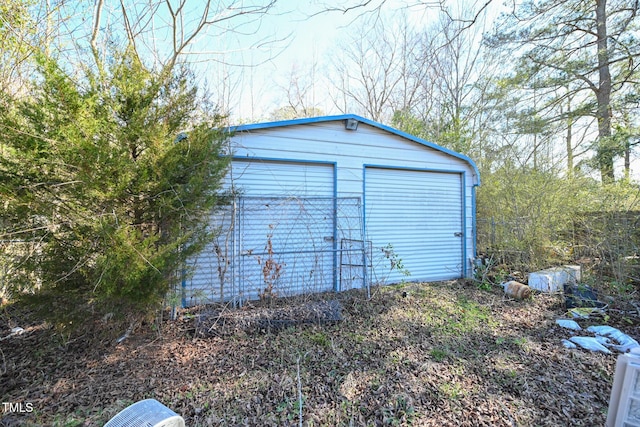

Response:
(563, 265), (581, 282)
(528, 265), (581, 293)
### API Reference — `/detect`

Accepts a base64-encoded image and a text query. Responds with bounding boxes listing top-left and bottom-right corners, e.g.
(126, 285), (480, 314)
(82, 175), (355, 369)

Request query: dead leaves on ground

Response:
(0, 281), (631, 426)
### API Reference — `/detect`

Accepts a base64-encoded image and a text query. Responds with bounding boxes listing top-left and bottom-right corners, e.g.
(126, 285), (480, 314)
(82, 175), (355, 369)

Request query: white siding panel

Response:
(186, 159), (335, 304)
(235, 197), (335, 301)
(232, 122), (478, 199)
(184, 208), (234, 305)
(365, 168), (464, 283)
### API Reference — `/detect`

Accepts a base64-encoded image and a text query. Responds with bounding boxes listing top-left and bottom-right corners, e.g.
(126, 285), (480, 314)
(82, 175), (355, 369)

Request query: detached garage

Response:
(185, 114), (480, 305)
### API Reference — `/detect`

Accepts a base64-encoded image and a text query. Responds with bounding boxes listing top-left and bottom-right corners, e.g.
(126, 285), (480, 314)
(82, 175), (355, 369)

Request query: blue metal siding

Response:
(187, 116), (479, 305)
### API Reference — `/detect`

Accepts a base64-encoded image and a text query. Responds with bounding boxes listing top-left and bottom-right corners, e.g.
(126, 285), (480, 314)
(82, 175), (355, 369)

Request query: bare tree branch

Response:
(90, 0), (104, 70)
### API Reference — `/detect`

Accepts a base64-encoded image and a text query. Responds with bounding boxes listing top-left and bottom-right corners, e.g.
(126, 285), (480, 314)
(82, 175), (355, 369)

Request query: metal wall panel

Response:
(227, 160), (335, 197)
(235, 196), (335, 301)
(365, 167), (463, 284)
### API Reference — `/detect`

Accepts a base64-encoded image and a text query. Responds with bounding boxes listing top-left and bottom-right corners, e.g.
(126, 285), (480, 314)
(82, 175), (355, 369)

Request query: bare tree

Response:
(383, 5), (498, 164)
(328, 12), (426, 122)
(0, 1), (74, 96)
(418, 10), (489, 152)
(308, 0), (494, 34)
(271, 62), (325, 120)
(86, 0), (280, 76)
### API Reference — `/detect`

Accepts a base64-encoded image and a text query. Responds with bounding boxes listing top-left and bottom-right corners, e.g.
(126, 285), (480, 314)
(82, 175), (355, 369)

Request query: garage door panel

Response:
(228, 160), (333, 196)
(188, 160), (335, 304)
(365, 167), (463, 283)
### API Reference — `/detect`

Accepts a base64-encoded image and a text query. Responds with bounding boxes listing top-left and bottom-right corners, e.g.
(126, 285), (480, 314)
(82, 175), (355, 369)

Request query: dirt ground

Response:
(0, 279), (636, 426)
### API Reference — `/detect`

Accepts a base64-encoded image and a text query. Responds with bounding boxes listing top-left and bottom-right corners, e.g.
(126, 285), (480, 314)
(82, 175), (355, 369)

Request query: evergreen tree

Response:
(0, 48), (230, 326)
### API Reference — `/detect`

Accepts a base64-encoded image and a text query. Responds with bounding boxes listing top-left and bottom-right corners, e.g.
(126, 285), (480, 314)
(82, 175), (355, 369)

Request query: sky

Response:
(44, 0), (639, 179)
(191, 0), (454, 123)
(49, 0), (464, 122)
(198, 1), (370, 121)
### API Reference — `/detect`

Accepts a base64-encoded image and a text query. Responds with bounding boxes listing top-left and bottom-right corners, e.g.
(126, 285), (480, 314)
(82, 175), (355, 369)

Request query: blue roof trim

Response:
(228, 114), (480, 185)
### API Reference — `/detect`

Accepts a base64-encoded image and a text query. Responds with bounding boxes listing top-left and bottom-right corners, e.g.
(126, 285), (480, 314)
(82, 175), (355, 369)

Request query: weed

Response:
(429, 347), (449, 362)
(43, 406), (113, 427)
(472, 255), (496, 290)
(257, 226), (283, 302)
(346, 331), (366, 343)
(495, 336), (527, 349)
(512, 337), (527, 347)
(371, 244), (411, 292)
(276, 397), (303, 423)
(387, 349), (405, 366)
(476, 279), (492, 291)
(609, 279), (635, 296)
(382, 244), (411, 278)
(12, 279), (618, 426)
(382, 393), (416, 425)
(440, 296), (494, 335)
(275, 400), (289, 413)
(472, 255), (510, 290)
(165, 289), (182, 314)
(306, 331), (330, 347)
(439, 382), (465, 400)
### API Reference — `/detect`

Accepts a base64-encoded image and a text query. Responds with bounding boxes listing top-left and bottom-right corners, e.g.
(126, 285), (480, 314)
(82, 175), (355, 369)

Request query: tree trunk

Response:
(567, 115), (574, 178)
(625, 139), (631, 180)
(565, 88), (574, 178)
(595, 0), (614, 182)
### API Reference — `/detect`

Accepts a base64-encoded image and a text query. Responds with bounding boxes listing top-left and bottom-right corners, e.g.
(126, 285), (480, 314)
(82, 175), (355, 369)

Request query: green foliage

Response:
(486, 0), (640, 181)
(391, 109), (428, 141)
(570, 182), (640, 284)
(0, 48), (230, 326)
(477, 164), (640, 283)
(477, 166), (590, 269)
(0, 0), (37, 92)
(381, 244), (410, 278)
(391, 109), (474, 157)
(472, 256), (509, 291)
(429, 347), (449, 362)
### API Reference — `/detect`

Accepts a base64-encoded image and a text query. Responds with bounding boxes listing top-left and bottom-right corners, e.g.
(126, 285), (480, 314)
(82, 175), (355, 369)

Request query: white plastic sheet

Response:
(587, 325), (640, 353)
(556, 319), (582, 331)
(569, 336), (612, 354)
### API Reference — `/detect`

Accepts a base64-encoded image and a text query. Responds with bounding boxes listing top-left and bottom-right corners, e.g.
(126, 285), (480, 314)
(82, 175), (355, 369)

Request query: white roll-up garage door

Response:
(187, 159), (336, 304)
(365, 167), (464, 284)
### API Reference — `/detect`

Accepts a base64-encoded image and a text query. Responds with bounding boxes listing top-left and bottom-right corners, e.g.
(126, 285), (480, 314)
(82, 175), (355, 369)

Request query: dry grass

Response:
(1, 279), (634, 426)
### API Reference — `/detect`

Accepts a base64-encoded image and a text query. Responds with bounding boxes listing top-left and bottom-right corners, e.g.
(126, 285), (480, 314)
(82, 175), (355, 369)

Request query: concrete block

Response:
(563, 265), (581, 282)
(528, 265), (581, 293)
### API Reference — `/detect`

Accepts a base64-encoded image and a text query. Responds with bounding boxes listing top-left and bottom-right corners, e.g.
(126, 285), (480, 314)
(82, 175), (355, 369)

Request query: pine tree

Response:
(487, 0), (639, 181)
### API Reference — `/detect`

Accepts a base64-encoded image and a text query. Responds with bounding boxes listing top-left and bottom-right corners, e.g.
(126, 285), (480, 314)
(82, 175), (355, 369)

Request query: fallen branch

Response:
(116, 321), (138, 344)
(0, 327), (25, 341)
(498, 400), (516, 427)
(0, 346), (6, 376)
